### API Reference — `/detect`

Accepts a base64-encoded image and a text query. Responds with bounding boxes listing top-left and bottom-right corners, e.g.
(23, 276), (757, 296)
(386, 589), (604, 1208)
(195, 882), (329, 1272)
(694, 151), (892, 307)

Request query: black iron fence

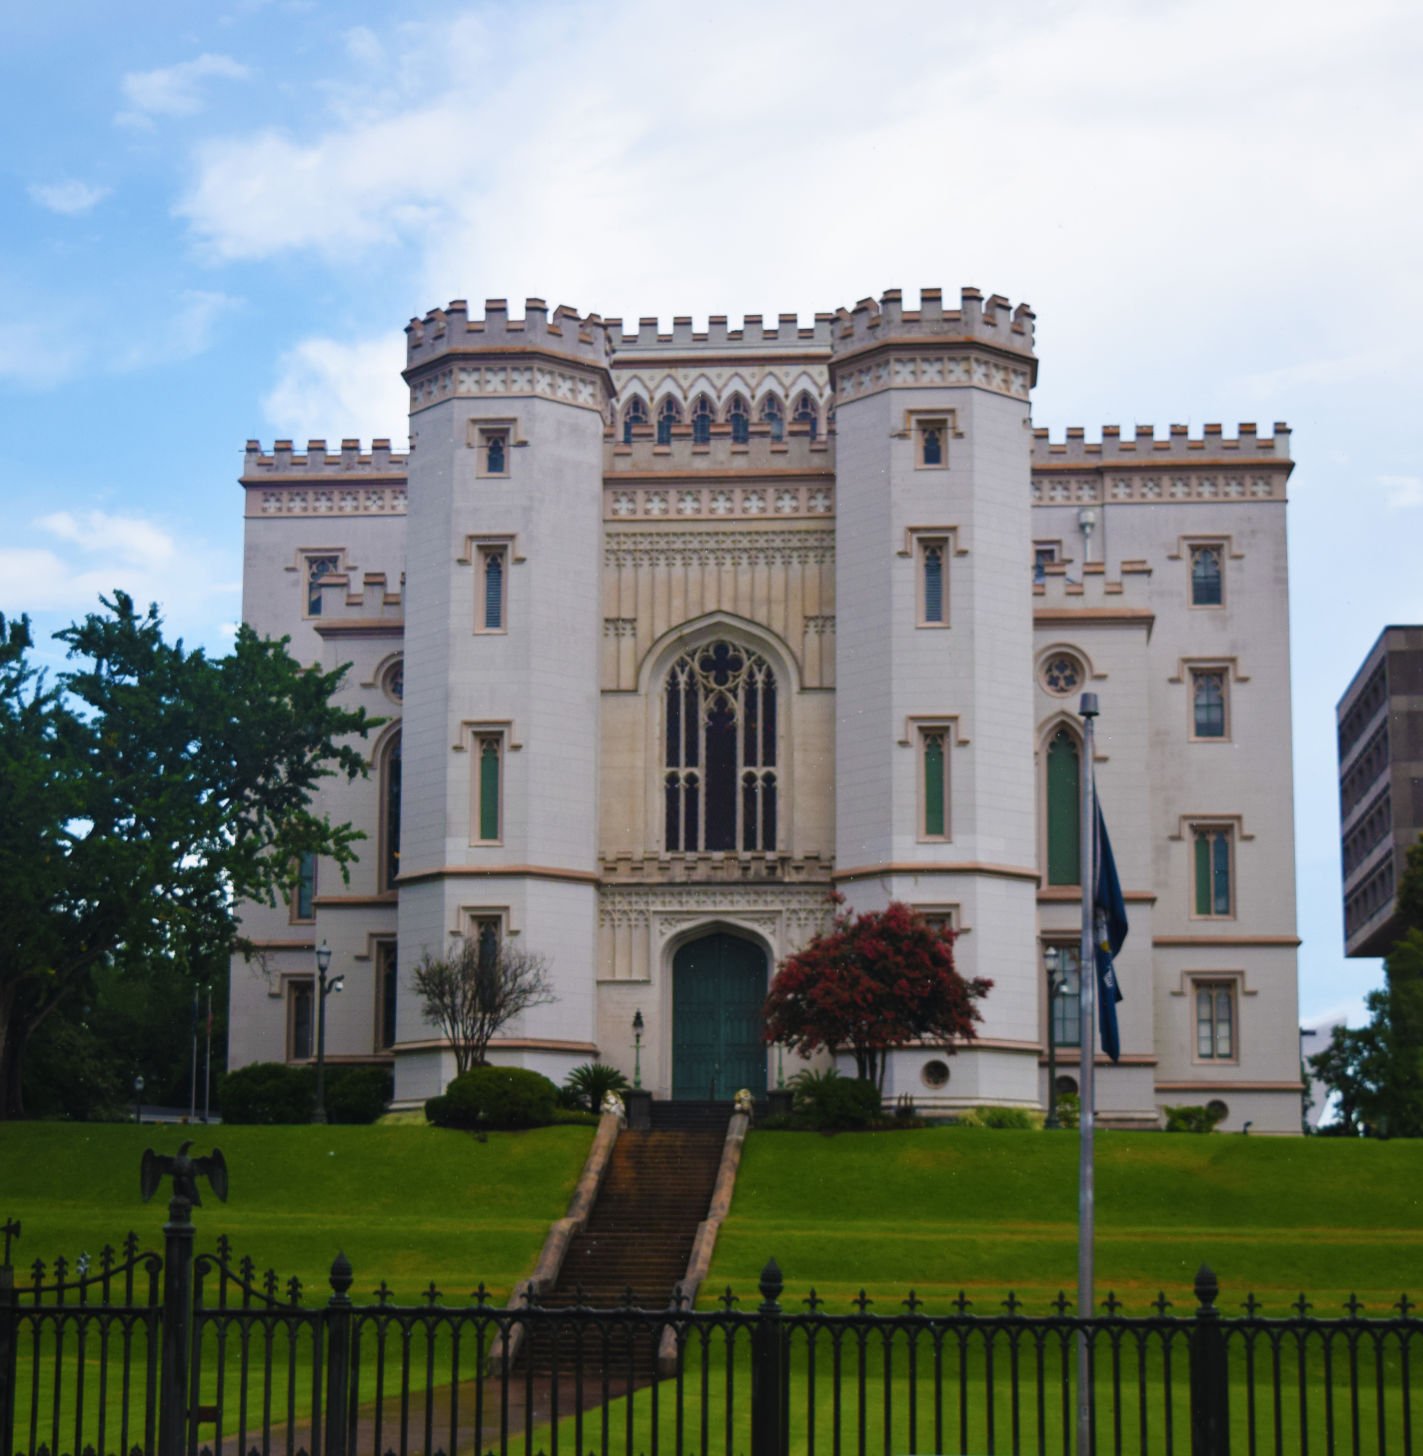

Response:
(2, 1175), (1419, 1456)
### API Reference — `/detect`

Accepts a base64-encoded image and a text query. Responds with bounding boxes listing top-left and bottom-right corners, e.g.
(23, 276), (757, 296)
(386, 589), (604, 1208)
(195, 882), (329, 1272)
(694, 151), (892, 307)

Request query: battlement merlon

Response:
(828, 287), (1037, 365)
(404, 299), (615, 377)
(1031, 422), (1292, 466)
(606, 312), (836, 353)
(242, 439), (409, 483)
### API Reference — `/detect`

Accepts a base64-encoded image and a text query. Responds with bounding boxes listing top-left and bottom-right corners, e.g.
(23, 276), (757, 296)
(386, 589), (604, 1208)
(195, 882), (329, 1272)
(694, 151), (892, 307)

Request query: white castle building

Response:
(228, 286), (1304, 1132)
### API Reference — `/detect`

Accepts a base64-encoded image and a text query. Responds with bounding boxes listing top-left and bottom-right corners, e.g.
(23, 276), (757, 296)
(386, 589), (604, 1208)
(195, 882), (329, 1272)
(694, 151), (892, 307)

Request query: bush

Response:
(1164, 1103), (1225, 1134)
(219, 1062), (315, 1124)
(790, 1068), (882, 1131)
(324, 1066), (393, 1124)
(561, 1062), (629, 1113)
(550, 1107), (600, 1126)
(976, 1105), (1035, 1130)
(1054, 1092), (1081, 1130)
(426, 1065), (559, 1130)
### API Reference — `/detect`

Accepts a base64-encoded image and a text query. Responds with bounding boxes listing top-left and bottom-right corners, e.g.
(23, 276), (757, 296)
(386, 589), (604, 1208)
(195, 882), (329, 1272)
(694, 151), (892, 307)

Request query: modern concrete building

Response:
(1338, 625), (1423, 958)
(228, 286), (1305, 1132)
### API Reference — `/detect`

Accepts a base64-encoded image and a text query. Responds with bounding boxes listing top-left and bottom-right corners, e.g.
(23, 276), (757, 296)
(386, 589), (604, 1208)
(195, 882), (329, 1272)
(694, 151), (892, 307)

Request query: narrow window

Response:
(1195, 980), (1236, 1059)
(728, 394), (750, 444)
(1192, 669), (1227, 739)
(476, 735), (502, 842)
(691, 395), (714, 444)
(376, 941), (398, 1051)
(1045, 728), (1081, 884)
(478, 546), (506, 632)
(917, 418), (948, 468)
(794, 391), (818, 441)
(1193, 826), (1234, 917)
(1190, 545), (1223, 606)
(921, 728), (949, 839)
(1047, 943), (1082, 1048)
(1033, 544), (1058, 584)
(657, 398), (681, 445)
(484, 430), (508, 475)
(760, 395), (784, 442)
(381, 735), (402, 892)
(289, 980), (314, 1061)
(622, 396), (649, 444)
(293, 851), (317, 922)
(921, 541), (946, 625)
(305, 554), (339, 616)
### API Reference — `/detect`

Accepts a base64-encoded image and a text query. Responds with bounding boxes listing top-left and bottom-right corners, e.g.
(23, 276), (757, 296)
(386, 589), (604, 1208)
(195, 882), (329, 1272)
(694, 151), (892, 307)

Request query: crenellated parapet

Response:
(1033, 559), (1154, 610)
(828, 287), (1037, 403)
(311, 570), (404, 633)
(242, 439), (408, 518)
(1030, 423), (1293, 506)
(606, 312), (835, 352)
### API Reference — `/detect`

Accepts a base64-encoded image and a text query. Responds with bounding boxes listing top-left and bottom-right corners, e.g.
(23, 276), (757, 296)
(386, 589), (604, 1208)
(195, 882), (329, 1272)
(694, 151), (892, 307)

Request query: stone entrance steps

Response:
(521, 1124), (726, 1375)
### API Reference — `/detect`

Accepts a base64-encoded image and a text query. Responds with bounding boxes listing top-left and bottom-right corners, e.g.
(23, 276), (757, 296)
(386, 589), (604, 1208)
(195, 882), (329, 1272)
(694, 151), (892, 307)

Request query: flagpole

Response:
(203, 984), (213, 1124)
(1076, 691), (1100, 1456)
(189, 985), (199, 1123)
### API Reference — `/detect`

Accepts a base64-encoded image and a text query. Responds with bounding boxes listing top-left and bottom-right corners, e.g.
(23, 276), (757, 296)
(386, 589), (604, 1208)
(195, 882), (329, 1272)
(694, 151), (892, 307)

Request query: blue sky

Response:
(2, 0), (1421, 1029)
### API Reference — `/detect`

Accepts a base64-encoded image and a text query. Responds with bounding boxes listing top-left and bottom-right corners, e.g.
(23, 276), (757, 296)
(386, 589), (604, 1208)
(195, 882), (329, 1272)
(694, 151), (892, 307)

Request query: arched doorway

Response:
(671, 932), (768, 1100)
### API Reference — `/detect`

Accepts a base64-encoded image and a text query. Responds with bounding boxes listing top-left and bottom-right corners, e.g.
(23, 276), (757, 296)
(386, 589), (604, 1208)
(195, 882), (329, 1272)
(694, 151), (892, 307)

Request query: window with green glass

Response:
(1046, 728), (1081, 884)
(921, 729), (948, 839)
(293, 851), (317, 922)
(477, 736), (501, 842)
(1193, 826), (1233, 916)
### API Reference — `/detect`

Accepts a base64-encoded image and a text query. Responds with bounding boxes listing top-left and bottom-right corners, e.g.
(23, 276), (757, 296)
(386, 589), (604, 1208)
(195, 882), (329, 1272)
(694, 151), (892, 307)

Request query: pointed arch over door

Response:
(672, 931), (768, 1100)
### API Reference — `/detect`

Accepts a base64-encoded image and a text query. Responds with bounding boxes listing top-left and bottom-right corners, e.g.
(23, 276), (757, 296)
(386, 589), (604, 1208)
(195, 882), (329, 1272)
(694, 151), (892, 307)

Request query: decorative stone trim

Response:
(835, 349), (1032, 403)
(1030, 472), (1285, 505)
(253, 486), (407, 517)
(604, 528), (834, 569)
(409, 359), (606, 414)
(604, 482), (834, 521)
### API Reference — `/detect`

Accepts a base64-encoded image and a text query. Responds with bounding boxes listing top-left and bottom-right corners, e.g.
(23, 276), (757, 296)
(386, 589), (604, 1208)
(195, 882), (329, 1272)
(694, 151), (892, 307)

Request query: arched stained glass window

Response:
(665, 640), (777, 852)
(760, 395), (784, 442)
(657, 397), (681, 445)
(622, 396), (649, 444)
(728, 394), (750, 444)
(794, 391), (819, 441)
(691, 395), (714, 444)
(381, 733), (402, 892)
(1045, 727), (1081, 885)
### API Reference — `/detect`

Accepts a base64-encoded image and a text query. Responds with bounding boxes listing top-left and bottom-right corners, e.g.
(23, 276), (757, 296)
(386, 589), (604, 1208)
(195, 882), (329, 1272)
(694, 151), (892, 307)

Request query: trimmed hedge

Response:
(1164, 1103), (1225, 1134)
(426, 1065), (559, 1130)
(219, 1062), (315, 1124)
(790, 1070), (882, 1131)
(325, 1066), (393, 1124)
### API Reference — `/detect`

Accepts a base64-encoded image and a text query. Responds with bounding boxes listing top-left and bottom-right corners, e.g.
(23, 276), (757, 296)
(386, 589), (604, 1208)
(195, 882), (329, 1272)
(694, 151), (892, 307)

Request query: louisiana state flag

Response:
(1093, 801), (1128, 1063)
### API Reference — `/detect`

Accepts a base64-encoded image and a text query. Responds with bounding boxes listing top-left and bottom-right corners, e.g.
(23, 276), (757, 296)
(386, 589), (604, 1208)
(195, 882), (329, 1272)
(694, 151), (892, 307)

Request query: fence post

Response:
(158, 1189), (195, 1456)
(752, 1258), (786, 1456)
(323, 1252), (354, 1456)
(0, 1218), (18, 1456)
(1189, 1264), (1230, 1456)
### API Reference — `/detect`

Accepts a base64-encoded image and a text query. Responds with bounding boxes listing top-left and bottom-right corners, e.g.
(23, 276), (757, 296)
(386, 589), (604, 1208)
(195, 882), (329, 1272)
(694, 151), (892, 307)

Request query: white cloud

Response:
(117, 52), (250, 127)
(28, 180), (112, 215)
(261, 333), (408, 443)
(36, 510), (176, 569)
(1379, 474), (1423, 508)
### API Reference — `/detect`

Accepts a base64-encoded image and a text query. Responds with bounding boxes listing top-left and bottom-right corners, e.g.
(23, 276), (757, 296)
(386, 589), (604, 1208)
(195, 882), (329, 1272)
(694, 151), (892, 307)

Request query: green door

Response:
(672, 933), (768, 1100)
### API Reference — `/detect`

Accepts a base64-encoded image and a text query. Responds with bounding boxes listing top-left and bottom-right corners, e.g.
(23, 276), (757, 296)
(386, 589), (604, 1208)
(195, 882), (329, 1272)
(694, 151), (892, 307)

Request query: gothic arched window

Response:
(760, 394), (784, 442)
(794, 391), (819, 441)
(622, 396), (649, 444)
(381, 732), (403, 892)
(691, 395), (714, 444)
(664, 640), (777, 852)
(727, 394), (750, 444)
(657, 397), (682, 445)
(1045, 726), (1080, 885)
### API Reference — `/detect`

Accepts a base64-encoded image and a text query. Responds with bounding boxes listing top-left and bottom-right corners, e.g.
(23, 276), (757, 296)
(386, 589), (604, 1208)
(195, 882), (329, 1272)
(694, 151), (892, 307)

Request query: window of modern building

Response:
(1190, 545), (1224, 606)
(793, 391), (819, 441)
(1045, 727), (1081, 884)
(622, 396), (649, 444)
(760, 394), (784, 441)
(474, 734), (503, 843)
(728, 393), (750, 444)
(292, 851), (317, 923)
(1192, 824), (1234, 917)
(381, 734), (402, 892)
(304, 554), (340, 616)
(289, 980), (314, 1061)
(691, 395), (714, 445)
(477, 545), (506, 633)
(657, 397), (681, 445)
(1194, 979), (1236, 1060)
(375, 940), (398, 1051)
(1045, 941), (1082, 1048)
(919, 726), (950, 840)
(664, 640), (777, 852)
(1191, 668), (1228, 739)
(919, 538), (947, 625)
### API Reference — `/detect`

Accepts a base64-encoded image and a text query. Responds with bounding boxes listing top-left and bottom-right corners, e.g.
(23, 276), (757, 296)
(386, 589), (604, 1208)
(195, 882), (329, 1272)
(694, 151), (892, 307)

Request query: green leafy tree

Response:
(0, 595), (374, 1118)
(762, 896), (991, 1090)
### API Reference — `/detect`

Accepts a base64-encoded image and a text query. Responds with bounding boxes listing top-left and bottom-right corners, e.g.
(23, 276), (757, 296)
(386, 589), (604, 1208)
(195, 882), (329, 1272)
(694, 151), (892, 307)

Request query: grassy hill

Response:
(706, 1127), (1423, 1313)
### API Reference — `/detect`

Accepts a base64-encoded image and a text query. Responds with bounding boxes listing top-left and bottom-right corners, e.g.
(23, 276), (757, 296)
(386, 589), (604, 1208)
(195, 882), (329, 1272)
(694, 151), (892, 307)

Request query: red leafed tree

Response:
(763, 896), (991, 1090)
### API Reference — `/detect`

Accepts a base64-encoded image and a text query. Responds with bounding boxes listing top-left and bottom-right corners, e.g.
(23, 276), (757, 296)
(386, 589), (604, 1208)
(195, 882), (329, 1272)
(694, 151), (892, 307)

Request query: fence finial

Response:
(758, 1258), (783, 1307)
(328, 1251), (353, 1298)
(1, 1215), (19, 1266)
(1194, 1264), (1219, 1311)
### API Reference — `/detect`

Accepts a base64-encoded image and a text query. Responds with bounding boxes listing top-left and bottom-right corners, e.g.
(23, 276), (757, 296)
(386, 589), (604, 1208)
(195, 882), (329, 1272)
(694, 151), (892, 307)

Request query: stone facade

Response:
(227, 287), (1304, 1132)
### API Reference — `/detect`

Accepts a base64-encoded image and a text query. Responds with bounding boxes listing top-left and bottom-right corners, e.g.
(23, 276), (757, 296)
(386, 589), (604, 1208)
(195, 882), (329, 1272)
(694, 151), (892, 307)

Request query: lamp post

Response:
(632, 1008), (644, 1089)
(312, 940), (345, 1124)
(1044, 946), (1063, 1129)
(133, 1073), (145, 1125)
